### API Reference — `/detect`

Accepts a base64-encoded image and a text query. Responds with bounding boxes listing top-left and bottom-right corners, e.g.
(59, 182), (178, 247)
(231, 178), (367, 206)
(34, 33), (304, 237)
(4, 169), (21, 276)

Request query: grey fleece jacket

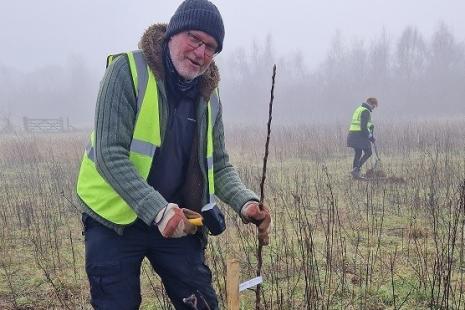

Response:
(78, 24), (258, 234)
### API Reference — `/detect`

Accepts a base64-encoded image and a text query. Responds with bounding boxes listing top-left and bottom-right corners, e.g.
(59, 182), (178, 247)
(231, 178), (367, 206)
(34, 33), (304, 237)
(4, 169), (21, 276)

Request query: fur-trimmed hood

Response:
(138, 23), (220, 100)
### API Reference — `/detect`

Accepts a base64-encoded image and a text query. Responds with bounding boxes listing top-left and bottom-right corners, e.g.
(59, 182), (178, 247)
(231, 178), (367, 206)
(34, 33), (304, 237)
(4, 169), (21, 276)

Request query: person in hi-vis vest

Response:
(346, 97), (378, 179)
(75, 1), (271, 308)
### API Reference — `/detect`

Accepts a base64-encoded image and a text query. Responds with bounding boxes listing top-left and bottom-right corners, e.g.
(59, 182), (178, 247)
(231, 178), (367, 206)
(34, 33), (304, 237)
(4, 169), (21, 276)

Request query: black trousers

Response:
(83, 215), (218, 310)
(352, 147), (372, 169)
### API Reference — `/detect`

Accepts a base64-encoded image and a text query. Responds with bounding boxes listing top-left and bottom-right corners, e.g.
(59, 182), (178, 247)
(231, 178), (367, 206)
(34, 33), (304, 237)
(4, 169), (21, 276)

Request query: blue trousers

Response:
(83, 215), (218, 310)
(352, 147), (372, 169)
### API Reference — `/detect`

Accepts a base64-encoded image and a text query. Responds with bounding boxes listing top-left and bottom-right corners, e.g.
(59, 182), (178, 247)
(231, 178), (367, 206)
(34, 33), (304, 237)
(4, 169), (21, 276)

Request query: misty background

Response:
(0, 0), (464, 129)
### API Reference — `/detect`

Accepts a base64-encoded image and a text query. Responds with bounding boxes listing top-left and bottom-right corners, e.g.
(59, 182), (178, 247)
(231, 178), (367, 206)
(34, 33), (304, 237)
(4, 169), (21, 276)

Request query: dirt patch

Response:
(382, 176), (406, 184)
(365, 168), (386, 178)
(364, 169), (406, 184)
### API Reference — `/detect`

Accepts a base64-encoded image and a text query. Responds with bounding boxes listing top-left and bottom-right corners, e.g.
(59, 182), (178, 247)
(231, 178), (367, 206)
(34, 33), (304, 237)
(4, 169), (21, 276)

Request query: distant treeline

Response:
(219, 23), (465, 124)
(0, 23), (464, 127)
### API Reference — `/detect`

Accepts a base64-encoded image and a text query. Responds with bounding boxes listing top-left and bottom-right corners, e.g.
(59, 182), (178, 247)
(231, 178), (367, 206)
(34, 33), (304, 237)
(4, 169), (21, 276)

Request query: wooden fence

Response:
(23, 117), (73, 133)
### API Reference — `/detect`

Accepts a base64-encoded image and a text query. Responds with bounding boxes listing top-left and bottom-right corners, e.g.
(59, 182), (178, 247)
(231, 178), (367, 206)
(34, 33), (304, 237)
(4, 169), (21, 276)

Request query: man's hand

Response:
(241, 202), (272, 245)
(154, 203), (198, 238)
(182, 208), (203, 226)
(368, 134), (376, 143)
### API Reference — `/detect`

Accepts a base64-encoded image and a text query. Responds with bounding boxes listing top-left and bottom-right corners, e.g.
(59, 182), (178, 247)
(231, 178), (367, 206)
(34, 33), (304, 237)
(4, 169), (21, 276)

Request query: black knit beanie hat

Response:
(165, 0), (225, 53)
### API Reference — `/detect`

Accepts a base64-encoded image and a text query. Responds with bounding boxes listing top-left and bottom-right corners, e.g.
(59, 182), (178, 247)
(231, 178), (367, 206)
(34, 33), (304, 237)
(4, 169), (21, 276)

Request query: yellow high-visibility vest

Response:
(76, 51), (217, 225)
(349, 105), (373, 132)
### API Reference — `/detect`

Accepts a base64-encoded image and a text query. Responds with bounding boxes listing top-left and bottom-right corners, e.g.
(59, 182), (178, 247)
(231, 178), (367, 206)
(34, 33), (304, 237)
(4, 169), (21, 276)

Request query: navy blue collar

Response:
(362, 102), (372, 112)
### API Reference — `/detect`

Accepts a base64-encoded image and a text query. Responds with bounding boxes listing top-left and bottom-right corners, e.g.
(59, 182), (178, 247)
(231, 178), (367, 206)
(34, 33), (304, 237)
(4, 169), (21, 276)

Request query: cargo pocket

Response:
(190, 250), (213, 285)
(86, 261), (122, 299)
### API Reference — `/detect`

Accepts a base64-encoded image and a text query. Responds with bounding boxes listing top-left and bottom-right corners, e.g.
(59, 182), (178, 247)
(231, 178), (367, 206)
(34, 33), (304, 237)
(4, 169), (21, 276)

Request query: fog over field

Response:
(0, 0), (464, 128)
(1, 2), (465, 309)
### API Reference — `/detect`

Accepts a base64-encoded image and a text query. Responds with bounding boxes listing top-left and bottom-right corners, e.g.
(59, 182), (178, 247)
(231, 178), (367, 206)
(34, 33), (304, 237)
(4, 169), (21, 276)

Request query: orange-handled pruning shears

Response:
(182, 208), (204, 226)
(188, 217), (203, 226)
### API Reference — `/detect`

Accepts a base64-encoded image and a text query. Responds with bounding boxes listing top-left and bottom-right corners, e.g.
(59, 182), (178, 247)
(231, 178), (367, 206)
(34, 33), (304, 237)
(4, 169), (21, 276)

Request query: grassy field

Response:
(0, 120), (464, 309)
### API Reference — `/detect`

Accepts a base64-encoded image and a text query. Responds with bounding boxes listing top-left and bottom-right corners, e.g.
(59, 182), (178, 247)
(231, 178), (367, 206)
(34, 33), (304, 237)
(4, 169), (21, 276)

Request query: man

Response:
(75, 0), (271, 309)
(346, 97), (378, 179)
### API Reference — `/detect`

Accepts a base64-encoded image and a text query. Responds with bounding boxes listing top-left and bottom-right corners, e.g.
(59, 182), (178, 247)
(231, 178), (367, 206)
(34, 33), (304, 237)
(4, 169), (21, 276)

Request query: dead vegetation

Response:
(0, 120), (464, 309)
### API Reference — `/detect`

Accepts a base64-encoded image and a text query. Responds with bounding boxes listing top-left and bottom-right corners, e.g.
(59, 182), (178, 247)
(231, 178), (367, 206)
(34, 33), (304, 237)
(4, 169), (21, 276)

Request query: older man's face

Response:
(168, 30), (218, 80)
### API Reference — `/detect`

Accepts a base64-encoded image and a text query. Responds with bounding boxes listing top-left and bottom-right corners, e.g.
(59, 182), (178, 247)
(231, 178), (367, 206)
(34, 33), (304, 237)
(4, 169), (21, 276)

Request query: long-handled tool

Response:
(373, 141), (381, 170)
(366, 141), (386, 178)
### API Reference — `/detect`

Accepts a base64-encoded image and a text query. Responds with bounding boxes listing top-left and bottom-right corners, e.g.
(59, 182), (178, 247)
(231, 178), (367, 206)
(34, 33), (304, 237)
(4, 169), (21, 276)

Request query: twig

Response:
(256, 64), (277, 310)
(259, 65), (277, 206)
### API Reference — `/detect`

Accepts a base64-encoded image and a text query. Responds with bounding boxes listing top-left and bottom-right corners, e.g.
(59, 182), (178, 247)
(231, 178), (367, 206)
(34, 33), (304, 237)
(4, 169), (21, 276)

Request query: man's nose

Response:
(192, 44), (206, 59)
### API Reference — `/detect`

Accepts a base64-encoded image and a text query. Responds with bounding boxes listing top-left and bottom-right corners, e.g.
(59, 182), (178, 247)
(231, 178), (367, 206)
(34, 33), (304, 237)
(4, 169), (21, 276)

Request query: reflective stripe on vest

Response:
(349, 105), (373, 132)
(77, 51), (218, 224)
(207, 90), (219, 204)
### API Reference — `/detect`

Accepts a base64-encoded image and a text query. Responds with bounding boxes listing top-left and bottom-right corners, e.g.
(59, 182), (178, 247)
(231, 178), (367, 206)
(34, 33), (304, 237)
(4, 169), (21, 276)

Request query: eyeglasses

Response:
(185, 31), (218, 58)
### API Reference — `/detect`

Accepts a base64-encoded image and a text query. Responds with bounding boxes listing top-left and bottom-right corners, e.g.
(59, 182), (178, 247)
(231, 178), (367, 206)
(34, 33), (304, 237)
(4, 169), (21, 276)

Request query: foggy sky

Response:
(1, 0), (464, 127)
(1, 0), (464, 73)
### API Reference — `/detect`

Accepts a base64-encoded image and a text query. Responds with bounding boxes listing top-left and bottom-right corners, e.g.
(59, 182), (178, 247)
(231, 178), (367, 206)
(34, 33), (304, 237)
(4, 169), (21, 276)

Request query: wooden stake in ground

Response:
(255, 64), (277, 310)
(227, 259), (240, 310)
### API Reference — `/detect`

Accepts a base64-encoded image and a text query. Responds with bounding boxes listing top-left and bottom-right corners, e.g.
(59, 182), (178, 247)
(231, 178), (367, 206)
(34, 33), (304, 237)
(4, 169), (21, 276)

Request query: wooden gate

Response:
(23, 117), (69, 133)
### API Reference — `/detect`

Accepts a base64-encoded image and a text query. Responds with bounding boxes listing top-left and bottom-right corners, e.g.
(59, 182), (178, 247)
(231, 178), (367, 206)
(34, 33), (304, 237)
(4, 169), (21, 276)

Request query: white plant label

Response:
(239, 276), (263, 292)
